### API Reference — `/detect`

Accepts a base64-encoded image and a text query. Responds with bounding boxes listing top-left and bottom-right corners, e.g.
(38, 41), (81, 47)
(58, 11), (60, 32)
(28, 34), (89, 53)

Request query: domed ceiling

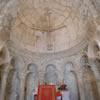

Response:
(10, 0), (87, 53)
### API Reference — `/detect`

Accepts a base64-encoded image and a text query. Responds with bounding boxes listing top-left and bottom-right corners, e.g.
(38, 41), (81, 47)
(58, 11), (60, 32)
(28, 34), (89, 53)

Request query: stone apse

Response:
(0, 0), (100, 100)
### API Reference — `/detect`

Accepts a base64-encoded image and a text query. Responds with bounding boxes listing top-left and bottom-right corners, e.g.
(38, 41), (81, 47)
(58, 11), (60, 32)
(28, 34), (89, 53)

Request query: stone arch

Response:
(80, 55), (99, 100)
(45, 64), (58, 85)
(64, 62), (79, 100)
(46, 64), (56, 73)
(27, 63), (37, 71)
(26, 63), (38, 100)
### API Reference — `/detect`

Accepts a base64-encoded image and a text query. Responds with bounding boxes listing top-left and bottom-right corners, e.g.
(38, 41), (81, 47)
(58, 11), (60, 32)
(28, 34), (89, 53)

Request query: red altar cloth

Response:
(37, 85), (56, 100)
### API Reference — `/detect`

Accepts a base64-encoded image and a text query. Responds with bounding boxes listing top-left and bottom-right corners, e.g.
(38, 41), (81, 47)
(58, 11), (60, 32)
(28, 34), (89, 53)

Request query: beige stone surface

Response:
(11, 0), (87, 53)
(0, 0), (100, 100)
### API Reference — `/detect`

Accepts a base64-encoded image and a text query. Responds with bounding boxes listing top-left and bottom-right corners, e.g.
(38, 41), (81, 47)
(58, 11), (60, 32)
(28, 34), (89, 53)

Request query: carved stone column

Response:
(77, 71), (86, 100)
(0, 64), (11, 100)
(12, 57), (27, 100)
(18, 72), (27, 100)
(9, 70), (19, 100)
(26, 64), (39, 100)
(83, 67), (95, 100)
(89, 59), (100, 99)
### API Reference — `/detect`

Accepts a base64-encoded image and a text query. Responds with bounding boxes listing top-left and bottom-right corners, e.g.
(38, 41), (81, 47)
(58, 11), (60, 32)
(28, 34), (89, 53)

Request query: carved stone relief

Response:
(45, 64), (58, 85)
(83, 67), (99, 100)
(80, 55), (100, 100)
(9, 58), (20, 100)
(10, 0), (87, 53)
(0, 1), (100, 100)
(26, 63), (38, 100)
(64, 62), (78, 100)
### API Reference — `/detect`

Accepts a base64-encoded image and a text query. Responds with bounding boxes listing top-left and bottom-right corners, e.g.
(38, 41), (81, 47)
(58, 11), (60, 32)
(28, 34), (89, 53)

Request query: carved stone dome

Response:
(10, 0), (87, 53)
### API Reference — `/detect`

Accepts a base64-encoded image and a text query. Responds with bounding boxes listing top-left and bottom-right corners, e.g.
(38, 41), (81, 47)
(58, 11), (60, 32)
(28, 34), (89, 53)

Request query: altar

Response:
(34, 85), (62, 100)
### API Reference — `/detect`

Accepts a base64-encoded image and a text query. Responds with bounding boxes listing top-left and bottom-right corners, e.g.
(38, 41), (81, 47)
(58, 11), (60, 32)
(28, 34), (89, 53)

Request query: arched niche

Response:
(64, 62), (78, 100)
(45, 64), (58, 85)
(80, 56), (99, 100)
(13, 58), (24, 70)
(9, 58), (23, 100)
(26, 63), (38, 100)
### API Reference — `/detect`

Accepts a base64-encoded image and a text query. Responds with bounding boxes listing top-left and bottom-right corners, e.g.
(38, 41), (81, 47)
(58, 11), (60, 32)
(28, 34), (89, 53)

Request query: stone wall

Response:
(0, 0), (100, 100)
(0, 42), (100, 100)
